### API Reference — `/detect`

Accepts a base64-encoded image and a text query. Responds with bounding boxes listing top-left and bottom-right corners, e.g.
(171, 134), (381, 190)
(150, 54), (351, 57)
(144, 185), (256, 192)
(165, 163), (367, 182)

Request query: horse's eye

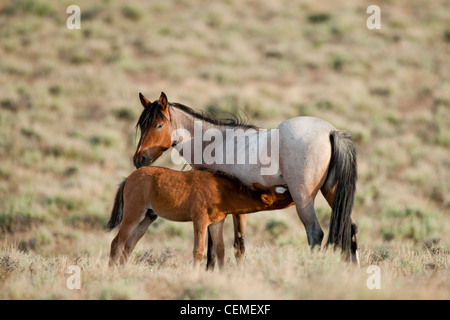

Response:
(156, 124), (163, 129)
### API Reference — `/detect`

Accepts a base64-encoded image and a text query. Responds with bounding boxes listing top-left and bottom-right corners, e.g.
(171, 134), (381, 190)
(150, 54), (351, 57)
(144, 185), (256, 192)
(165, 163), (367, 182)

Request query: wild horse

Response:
(132, 92), (358, 265)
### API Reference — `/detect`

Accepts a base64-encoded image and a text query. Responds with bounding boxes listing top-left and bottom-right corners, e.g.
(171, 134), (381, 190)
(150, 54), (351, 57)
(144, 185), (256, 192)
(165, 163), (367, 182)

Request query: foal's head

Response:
(133, 92), (174, 168)
(251, 183), (294, 209)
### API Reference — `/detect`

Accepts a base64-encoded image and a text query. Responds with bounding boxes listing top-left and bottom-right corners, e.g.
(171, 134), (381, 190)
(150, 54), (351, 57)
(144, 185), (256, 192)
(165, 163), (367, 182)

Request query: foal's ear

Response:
(261, 194), (273, 205)
(139, 92), (151, 108)
(251, 182), (267, 191)
(159, 92), (168, 111)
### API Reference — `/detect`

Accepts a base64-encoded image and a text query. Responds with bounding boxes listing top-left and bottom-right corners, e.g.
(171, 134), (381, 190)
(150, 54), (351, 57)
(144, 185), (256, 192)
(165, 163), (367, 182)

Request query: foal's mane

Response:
(200, 168), (262, 199)
(135, 100), (258, 131)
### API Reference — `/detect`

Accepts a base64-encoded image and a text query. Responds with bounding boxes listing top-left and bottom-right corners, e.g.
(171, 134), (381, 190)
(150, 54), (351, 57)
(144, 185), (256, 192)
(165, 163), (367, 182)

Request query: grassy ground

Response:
(0, 0), (449, 299)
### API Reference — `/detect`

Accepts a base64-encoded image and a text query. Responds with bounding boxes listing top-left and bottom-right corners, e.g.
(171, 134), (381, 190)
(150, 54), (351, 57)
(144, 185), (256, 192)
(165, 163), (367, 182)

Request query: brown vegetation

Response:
(0, 0), (448, 299)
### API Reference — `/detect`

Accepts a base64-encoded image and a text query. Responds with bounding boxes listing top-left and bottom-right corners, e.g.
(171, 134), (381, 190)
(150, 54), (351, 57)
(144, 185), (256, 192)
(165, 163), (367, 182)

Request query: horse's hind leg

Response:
(206, 227), (216, 271)
(320, 182), (336, 210)
(350, 223), (360, 266)
(280, 160), (324, 248)
(294, 200), (324, 248)
(321, 184), (360, 266)
(278, 118), (332, 249)
(123, 209), (158, 263)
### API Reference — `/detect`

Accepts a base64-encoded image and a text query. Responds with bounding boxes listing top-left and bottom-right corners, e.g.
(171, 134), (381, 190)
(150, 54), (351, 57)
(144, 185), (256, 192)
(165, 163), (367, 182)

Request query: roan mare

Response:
(107, 166), (293, 269)
(132, 92), (359, 265)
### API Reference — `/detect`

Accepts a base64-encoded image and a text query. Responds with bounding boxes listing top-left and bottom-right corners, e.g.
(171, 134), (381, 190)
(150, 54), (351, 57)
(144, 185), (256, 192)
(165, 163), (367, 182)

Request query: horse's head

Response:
(133, 92), (174, 168)
(251, 183), (294, 208)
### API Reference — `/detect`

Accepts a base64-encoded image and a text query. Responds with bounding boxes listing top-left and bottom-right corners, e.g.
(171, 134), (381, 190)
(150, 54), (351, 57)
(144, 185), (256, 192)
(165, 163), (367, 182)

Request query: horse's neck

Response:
(170, 107), (197, 134)
(170, 107), (281, 185)
(171, 107), (224, 142)
(171, 106), (240, 162)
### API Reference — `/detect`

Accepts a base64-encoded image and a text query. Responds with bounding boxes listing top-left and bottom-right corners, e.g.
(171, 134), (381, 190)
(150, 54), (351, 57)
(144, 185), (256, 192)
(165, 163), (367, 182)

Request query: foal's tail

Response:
(325, 130), (357, 260)
(107, 179), (126, 231)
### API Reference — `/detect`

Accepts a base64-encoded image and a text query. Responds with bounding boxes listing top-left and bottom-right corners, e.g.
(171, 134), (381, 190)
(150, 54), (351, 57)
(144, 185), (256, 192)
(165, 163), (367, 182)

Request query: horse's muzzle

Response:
(133, 155), (152, 169)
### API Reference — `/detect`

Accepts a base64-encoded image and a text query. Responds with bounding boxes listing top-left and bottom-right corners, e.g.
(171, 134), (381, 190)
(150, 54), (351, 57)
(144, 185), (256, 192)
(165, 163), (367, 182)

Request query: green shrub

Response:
(121, 6), (142, 21)
(307, 12), (331, 24)
(1, 0), (54, 17)
(266, 219), (288, 238)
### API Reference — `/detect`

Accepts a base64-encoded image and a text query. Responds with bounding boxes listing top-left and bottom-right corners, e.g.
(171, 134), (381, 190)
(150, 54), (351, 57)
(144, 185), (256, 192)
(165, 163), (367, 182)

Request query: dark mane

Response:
(171, 102), (258, 130)
(136, 101), (168, 131)
(136, 100), (258, 135)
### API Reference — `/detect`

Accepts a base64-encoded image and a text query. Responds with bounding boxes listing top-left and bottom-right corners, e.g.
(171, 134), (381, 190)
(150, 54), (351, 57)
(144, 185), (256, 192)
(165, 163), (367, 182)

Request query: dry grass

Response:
(0, 0), (449, 299)
(1, 240), (448, 300)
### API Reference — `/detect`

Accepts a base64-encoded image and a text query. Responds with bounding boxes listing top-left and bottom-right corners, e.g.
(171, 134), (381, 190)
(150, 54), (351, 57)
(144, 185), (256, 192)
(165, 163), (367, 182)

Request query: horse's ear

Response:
(159, 92), (168, 111)
(261, 194), (273, 205)
(139, 92), (150, 108)
(251, 182), (266, 191)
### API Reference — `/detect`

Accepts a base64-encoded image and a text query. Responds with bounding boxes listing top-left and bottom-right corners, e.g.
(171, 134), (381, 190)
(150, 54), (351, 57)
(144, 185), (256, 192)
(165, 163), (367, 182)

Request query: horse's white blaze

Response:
(137, 132), (146, 153)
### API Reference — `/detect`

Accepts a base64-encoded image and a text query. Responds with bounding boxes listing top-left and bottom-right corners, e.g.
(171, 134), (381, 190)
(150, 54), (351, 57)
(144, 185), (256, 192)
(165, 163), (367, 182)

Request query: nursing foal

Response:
(107, 166), (293, 270)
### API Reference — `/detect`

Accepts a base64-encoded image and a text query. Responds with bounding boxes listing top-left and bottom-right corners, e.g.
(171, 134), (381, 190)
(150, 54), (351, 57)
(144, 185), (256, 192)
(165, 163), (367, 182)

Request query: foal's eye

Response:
(156, 124), (163, 129)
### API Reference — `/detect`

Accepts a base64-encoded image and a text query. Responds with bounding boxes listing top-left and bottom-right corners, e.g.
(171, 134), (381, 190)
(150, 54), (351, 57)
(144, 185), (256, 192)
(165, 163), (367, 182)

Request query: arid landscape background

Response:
(0, 0), (448, 299)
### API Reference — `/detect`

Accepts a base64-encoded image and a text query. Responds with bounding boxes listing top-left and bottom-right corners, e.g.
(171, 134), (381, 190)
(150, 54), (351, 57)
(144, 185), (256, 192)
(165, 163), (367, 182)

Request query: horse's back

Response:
(278, 116), (335, 139)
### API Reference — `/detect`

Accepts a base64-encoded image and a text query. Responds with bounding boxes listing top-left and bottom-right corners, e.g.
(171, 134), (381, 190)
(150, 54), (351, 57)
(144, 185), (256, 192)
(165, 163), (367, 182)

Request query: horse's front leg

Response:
(206, 227), (216, 271)
(207, 214), (246, 270)
(232, 214), (247, 262)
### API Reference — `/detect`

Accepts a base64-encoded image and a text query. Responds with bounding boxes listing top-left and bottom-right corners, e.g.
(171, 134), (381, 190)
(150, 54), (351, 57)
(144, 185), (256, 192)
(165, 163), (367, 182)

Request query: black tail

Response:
(107, 179), (126, 231)
(325, 130), (357, 259)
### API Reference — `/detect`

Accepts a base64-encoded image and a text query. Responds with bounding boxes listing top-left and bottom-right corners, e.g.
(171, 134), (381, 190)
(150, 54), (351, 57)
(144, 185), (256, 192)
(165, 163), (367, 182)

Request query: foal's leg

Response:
(192, 220), (208, 271)
(232, 214), (247, 262)
(206, 214), (246, 270)
(109, 209), (145, 267)
(109, 223), (137, 267)
(209, 220), (225, 271)
(109, 234), (122, 267)
(122, 210), (158, 263)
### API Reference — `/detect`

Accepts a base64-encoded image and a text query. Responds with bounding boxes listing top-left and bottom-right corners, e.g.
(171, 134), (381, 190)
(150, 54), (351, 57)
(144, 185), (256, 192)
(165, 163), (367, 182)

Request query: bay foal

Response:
(107, 166), (293, 270)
